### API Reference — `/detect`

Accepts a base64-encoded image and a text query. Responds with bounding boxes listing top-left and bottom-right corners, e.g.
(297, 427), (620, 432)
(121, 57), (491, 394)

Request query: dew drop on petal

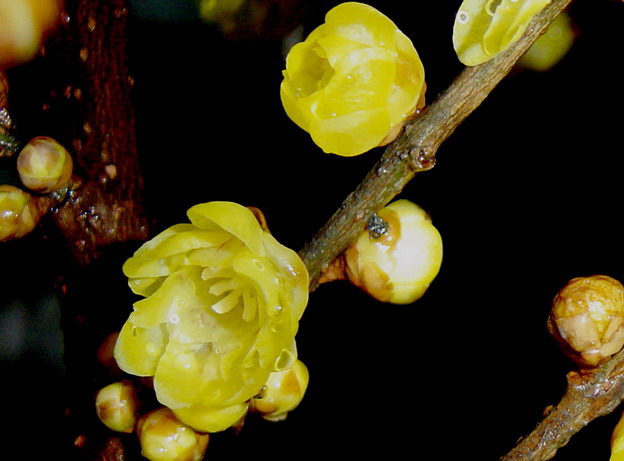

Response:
(274, 348), (296, 371)
(457, 11), (470, 24)
(145, 342), (161, 357)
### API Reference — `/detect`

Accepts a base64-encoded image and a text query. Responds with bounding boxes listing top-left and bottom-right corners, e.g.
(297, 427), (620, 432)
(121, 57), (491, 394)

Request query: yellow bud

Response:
(17, 136), (73, 193)
(548, 275), (624, 367)
(251, 359), (309, 422)
(0, 0), (60, 70)
(0, 185), (41, 241)
(280, 2), (425, 156)
(137, 407), (210, 461)
(95, 381), (140, 433)
(345, 199), (442, 304)
(518, 12), (575, 72)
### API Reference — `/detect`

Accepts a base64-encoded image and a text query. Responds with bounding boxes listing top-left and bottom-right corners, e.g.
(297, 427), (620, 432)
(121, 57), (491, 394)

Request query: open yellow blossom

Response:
(280, 2), (425, 157)
(453, 0), (552, 66)
(114, 201), (309, 433)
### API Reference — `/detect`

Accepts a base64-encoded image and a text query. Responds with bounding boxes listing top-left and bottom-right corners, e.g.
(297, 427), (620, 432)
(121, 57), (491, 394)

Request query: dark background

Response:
(2, 0), (623, 459)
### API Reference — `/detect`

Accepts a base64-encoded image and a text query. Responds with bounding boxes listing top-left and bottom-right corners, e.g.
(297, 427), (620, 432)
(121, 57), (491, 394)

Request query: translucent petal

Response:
(128, 276), (165, 297)
(129, 269), (201, 329)
(133, 224), (197, 257)
(187, 202), (264, 256)
(309, 107), (391, 156)
(114, 321), (168, 377)
(149, 230), (231, 259)
(453, 0), (551, 66)
(325, 2), (397, 50)
(232, 252), (281, 309)
(173, 403), (248, 433)
(321, 47), (395, 118)
(154, 341), (210, 408)
(262, 233), (309, 322)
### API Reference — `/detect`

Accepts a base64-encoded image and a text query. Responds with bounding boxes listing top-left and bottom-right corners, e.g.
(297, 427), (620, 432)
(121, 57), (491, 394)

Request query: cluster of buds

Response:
(548, 275), (624, 367)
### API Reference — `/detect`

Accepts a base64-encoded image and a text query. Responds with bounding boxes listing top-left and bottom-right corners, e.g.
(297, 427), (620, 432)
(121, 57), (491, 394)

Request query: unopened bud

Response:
(17, 136), (73, 193)
(0, 185), (42, 241)
(345, 199), (443, 304)
(137, 407), (209, 461)
(251, 359), (309, 422)
(95, 381), (140, 433)
(548, 275), (624, 367)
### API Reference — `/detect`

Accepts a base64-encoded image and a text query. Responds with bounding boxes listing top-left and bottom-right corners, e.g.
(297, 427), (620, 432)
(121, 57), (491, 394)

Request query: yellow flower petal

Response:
(114, 322), (168, 377)
(187, 201), (264, 256)
(173, 403), (248, 433)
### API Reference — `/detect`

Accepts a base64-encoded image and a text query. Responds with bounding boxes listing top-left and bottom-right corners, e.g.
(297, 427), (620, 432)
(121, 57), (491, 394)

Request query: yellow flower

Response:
(280, 2), (425, 157)
(114, 201), (309, 432)
(453, 0), (551, 66)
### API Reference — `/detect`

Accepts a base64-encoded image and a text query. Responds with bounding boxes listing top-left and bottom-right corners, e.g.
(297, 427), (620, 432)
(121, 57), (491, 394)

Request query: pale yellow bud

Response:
(95, 381), (140, 433)
(17, 136), (73, 193)
(548, 275), (624, 367)
(137, 407), (209, 461)
(0, 185), (41, 241)
(345, 199), (443, 304)
(251, 359), (309, 422)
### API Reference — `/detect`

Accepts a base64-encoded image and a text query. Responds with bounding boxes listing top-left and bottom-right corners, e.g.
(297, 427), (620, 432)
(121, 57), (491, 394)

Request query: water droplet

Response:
(83, 122), (92, 134)
(253, 259), (265, 271)
(411, 148), (436, 171)
(64, 85), (73, 98)
(79, 47), (89, 61)
(274, 348), (296, 371)
(145, 342), (160, 357)
(457, 11), (470, 24)
(169, 314), (180, 324)
(376, 166), (388, 176)
(61, 12), (71, 24)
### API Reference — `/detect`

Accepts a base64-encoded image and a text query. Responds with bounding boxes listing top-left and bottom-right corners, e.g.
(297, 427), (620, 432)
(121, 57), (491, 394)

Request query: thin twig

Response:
(501, 350), (624, 461)
(299, 0), (573, 290)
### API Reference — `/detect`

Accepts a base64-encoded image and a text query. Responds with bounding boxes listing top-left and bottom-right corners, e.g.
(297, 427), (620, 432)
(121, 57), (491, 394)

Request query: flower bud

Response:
(518, 12), (575, 72)
(345, 199), (442, 304)
(0, 0), (60, 70)
(17, 136), (73, 193)
(548, 275), (624, 367)
(95, 381), (140, 433)
(0, 185), (42, 241)
(251, 359), (309, 422)
(137, 407), (209, 461)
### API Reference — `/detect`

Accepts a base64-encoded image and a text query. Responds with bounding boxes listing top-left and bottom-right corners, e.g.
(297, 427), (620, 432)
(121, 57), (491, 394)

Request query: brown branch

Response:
(299, 0), (573, 290)
(501, 350), (624, 461)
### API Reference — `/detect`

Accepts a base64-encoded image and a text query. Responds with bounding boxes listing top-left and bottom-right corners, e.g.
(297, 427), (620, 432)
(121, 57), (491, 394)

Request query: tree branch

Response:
(299, 0), (573, 289)
(501, 350), (624, 461)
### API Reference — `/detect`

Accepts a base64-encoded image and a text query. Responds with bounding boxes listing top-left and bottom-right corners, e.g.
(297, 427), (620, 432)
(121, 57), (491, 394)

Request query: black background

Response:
(2, 0), (624, 459)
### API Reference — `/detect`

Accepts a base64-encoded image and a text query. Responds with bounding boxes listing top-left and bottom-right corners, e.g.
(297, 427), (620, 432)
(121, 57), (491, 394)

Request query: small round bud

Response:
(17, 136), (73, 193)
(345, 199), (443, 304)
(518, 12), (575, 72)
(0, 185), (41, 241)
(95, 381), (140, 433)
(137, 407), (209, 461)
(251, 359), (309, 422)
(548, 275), (624, 367)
